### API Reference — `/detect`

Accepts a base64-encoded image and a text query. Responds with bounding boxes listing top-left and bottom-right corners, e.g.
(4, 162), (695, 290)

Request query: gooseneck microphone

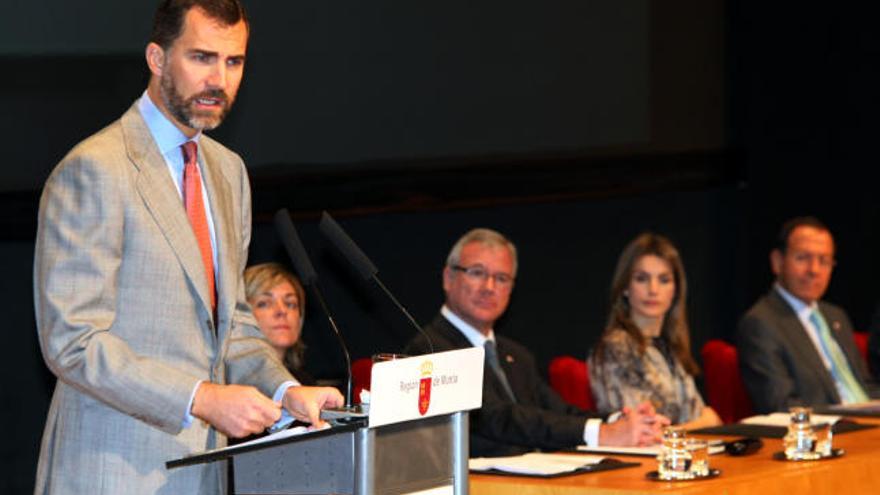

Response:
(318, 211), (434, 354)
(273, 209), (353, 408)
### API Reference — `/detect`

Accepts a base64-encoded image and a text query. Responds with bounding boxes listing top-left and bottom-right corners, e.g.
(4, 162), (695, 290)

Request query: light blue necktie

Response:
(809, 309), (869, 404)
(484, 340), (516, 402)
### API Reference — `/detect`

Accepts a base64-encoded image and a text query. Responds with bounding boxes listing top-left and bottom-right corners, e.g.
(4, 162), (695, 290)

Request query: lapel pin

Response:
(505, 355), (514, 363)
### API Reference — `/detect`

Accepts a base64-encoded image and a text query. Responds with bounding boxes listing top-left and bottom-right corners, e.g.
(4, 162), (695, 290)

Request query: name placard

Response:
(369, 347), (484, 428)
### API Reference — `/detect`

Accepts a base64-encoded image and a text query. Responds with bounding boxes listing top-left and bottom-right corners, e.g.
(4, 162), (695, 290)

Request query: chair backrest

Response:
(700, 339), (753, 423)
(853, 331), (869, 363)
(548, 355), (595, 411)
(351, 357), (373, 404)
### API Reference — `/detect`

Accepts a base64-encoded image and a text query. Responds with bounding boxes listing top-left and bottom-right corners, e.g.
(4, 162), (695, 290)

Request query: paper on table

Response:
(577, 441), (725, 457)
(823, 400), (880, 414)
(469, 452), (606, 475)
(740, 412), (841, 427)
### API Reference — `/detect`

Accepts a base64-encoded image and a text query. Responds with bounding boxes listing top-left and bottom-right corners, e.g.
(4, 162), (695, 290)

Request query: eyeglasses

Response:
(788, 251), (836, 269)
(450, 264), (515, 287)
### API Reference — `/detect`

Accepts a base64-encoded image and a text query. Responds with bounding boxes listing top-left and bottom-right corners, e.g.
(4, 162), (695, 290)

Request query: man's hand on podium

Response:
(191, 382), (282, 438)
(283, 386), (346, 428)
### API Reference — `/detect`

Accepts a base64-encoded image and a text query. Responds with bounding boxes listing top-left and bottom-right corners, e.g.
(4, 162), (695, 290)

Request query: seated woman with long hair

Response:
(244, 262), (314, 385)
(588, 233), (720, 429)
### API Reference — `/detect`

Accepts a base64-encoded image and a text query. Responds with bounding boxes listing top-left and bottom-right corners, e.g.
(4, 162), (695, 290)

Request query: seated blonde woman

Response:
(244, 262), (314, 385)
(588, 233), (720, 429)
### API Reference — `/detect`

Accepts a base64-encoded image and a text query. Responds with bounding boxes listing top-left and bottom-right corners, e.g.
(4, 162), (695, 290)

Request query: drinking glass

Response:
(783, 406), (819, 460)
(813, 422), (833, 457)
(372, 353), (408, 363)
(657, 426), (692, 480)
(684, 439), (710, 477)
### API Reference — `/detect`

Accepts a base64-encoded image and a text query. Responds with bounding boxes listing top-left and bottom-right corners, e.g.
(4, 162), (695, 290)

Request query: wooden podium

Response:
(167, 348), (484, 495)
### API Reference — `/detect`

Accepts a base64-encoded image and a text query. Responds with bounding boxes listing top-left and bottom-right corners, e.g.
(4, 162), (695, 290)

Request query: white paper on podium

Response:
(368, 347), (484, 428)
(171, 424), (322, 463)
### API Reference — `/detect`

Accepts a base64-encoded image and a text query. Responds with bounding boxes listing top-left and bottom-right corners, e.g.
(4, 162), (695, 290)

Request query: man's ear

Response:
(145, 42), (166, 77)
(442, 266), (453, 292)
(770, 249), (783, 277)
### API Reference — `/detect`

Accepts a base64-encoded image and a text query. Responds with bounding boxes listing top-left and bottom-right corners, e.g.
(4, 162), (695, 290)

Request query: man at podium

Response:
(32, 1), (343, 493)
(405, 228), (667, 457)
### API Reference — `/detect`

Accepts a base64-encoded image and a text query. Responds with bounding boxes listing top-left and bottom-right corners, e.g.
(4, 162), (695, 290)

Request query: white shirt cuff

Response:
(583, 418), (603, 447)
(182, 380), (204, 429)
(269, 380), (300, 432)
(583, 410), (623, 447)
(273, 380), (299, 401)
(183, 379), (301, 431)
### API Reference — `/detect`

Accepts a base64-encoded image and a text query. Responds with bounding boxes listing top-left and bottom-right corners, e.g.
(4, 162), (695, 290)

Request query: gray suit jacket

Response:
(736, 290), (880, 413)
(33, 102), (293, 494)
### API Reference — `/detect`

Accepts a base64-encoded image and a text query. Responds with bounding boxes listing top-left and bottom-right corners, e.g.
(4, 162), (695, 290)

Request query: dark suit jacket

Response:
(404, 313), (597, 457)
(736, 290), (880, 413)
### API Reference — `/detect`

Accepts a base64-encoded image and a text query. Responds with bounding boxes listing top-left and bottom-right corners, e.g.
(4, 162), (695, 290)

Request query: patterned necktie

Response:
(484, 340), (516, 402)
(809, 309), (868, 403)
(181, 141), (216, 313)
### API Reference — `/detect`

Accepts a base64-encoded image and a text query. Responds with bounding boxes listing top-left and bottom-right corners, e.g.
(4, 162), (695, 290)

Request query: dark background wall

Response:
(3, 1), (879, 493)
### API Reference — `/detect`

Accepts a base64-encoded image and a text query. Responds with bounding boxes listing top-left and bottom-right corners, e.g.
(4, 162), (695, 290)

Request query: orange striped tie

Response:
(181, 141), (216, 312)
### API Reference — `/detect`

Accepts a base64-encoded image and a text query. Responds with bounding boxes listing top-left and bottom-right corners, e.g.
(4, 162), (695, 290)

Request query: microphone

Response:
(318, 211), (434, 354)
(273, 209), (354, 408)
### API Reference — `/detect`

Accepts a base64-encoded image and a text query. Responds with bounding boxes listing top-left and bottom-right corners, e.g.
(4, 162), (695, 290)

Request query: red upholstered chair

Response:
(548, 355), (595, 411)
(853, 331), (869, 364)
(700, 339), (753, 423)
(351, 357), (373, 404)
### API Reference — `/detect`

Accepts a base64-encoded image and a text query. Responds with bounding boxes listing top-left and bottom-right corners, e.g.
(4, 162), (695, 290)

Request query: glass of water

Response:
(657, 426), (692, 480)
(813, 422), (833, 457)
(684, 439), (710, 477)
(372, 353), (408, 363)
(783, 406), (819, 460)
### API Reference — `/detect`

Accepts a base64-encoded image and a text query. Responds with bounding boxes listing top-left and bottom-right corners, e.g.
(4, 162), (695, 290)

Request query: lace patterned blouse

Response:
(587, 329), (705, 424)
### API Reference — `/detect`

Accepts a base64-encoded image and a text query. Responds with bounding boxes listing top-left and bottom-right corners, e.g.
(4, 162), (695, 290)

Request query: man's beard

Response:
(160, 71), (231, 131)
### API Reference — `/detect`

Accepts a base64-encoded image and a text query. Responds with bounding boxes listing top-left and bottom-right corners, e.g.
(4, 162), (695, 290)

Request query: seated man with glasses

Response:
(737, 216), (880, 413)
(405, 228), (668, 457)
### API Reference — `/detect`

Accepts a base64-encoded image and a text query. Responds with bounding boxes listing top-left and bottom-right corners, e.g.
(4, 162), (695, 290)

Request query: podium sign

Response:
(167, 348), (483, 494)
(369, 347), (484, 428)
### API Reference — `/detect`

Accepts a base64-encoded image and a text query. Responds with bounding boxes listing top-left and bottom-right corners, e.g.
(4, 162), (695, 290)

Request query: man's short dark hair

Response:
(150, 0), (248, 50)
(775, 216), (832, 253)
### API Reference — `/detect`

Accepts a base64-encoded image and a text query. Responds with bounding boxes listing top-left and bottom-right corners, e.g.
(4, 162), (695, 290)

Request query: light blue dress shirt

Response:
(137, 92), (297, 429)
(137, 91), (218, 271)
(775, 283), (863, 402)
